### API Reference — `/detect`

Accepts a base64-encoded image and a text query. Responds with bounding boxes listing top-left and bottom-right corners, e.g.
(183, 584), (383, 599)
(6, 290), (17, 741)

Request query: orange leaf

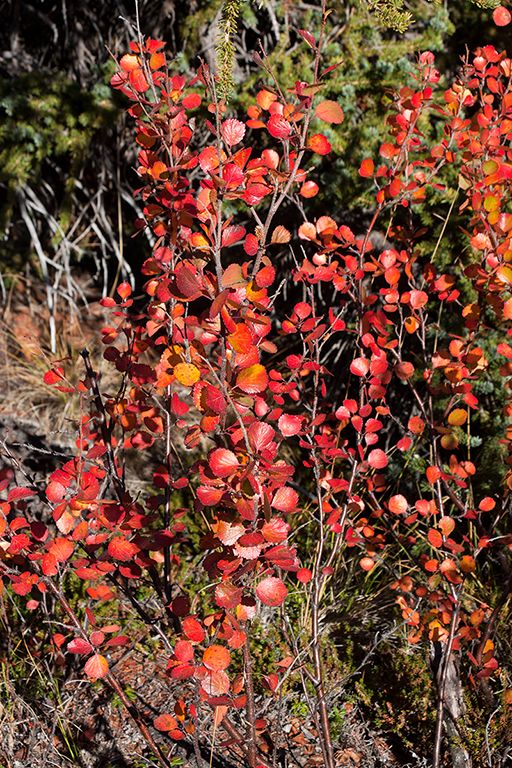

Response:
(438, 516), (455, 536)
(408, 416), (425, 434)
(395, 362), (414, 380)
(300, 181), (319, 198)
(203, 645), (231, 671)
(84, 653), (109, 679)
(174, 363), (200, 387)
(447, 408), (467, 426)
(236, 364), (268, 394)
(315, 100), (344, 124)
(388, 494), (408, 514)
(108, 538), (139, 560)
(49, 538), (74, 563)
(359, 158), (374, 178)
(428, 529), (443, 548)
(154, 714), (179, 731)
(308, 133), (331, 155)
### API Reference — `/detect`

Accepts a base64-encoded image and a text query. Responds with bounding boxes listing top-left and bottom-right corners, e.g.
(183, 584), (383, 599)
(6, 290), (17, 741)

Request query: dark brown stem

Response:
(221, 716), (272, 768)
(432, 587), (463, 768)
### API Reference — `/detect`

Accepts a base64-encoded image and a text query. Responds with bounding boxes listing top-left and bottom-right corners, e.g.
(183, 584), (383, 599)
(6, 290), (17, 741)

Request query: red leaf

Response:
(271, 486), (298, 513)
(105, 635), (130, 647)
(428, 529), (443, 548)
(494, 6), (511, 25)
(182, 92), (201, 109)
(308, 134), (331, 155)
(244, 233), (259, 255)
(267, 114), (291, 139)
(215, 582), (243, 608)
(206, 385), (227, 415)
(203, 645), (231, 671)
(199, 146), (221, 173)
(426, 466), (441, 483)
(350, 358), (369, 377)
(8, 487), (37, 501)
(49, 538), (74, 562)
(262, 518), (290, 543)
(46, 481), (67, 502)
(209, 448), (240, 477)
(90, 631), (105, 646)
(359, 158), (374, 178)
(108, 538), (139, 560)
(278, 414), (302, 436)
(315, 100), (344, 124)
(236, 364), (268, 394)
(367, 449), (388, 469)
(183, 617), (206, 643)
(84, 653), (109, 679)
(297, 568), (312, 583)
(42, 552), (58, 576)
(248, 422), (275, 452)
(129, 68), (149, 92)
(176, 266), (202, 299)
(298, 29), (317, 49)
(256, 576), (288, 606)
(154, 713), (179, 732)
(175, 640), (194, 663)
(222, 225), (246, 248)
(197, 485), (224, 505)
(67, 638), (93, 654)
(222, 118), (246, 146)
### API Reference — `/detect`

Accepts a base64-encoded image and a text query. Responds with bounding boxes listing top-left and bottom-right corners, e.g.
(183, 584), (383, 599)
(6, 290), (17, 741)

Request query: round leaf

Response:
(203, 645), (231, 671)
(256, 576), (288, 606)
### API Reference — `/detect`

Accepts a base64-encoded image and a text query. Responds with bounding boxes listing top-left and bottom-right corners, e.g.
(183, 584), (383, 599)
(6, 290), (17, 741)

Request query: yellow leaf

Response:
(174, 362), (200, 386)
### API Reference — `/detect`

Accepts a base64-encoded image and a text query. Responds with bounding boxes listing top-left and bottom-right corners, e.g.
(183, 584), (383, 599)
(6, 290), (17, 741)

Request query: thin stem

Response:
(432, 586), (463, 768)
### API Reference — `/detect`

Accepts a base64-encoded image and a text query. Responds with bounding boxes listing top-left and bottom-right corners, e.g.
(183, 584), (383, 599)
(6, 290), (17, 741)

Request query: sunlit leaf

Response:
(388, 495), (407, 514)
(428, 529), (443, 548)
(494, 6), (511, 26)
(315, 100), (344, 124)
(236, 364), (268, 394)
(271, 486), (298, 513)
(267, 114), (291, 139)
(174, 362), (200, 387)
(359, 158), (374, 177)
(367, 449), (387, 469)
(84, 653), (109, 679)
(203, 645), (231, 671)
(256, 576), (288, 606)
(308, 133), (331, 155)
